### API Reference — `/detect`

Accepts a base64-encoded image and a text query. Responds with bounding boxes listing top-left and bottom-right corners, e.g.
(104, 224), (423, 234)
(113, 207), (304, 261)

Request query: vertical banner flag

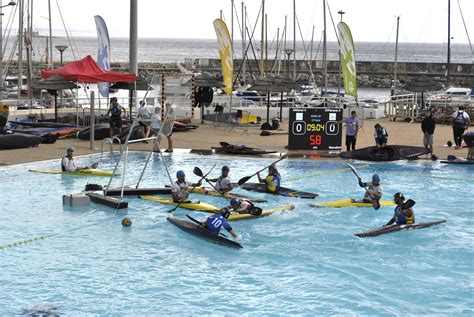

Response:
(213, 19), (233, 94)
(95, 15), (110, 97)
(337, 22), (357, 98)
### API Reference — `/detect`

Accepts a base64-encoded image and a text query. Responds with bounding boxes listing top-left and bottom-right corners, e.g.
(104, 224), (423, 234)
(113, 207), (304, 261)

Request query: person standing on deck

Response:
(138, 100), (153, 141)
(150, 106), (162, 152)
(462, 131), (474, 160)
(106, 97), (125, 138)
(207, 166), (233, 193)
(421, 110), (436, 157)
(452, 106), (470, 149)
(342, 111), (360, 151)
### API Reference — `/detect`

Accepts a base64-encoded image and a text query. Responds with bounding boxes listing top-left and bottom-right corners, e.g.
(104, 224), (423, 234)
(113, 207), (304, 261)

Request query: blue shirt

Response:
(343, 116), (360, 136)
(204, 214), (233, 235)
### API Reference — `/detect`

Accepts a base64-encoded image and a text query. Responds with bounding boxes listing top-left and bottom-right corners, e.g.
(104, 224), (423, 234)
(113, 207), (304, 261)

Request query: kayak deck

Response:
(241, 183), (318, 199)
(167, 217), (243, 249)
(29, 169), (116, 177)
(199, 203), (296, 221)
(139, 195), (220, 212)
(310, 198), (395, 208)
(355, 220), (446, 237)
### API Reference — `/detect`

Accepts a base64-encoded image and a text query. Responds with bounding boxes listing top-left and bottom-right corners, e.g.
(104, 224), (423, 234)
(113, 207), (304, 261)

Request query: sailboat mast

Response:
(18, 0), (24, 103)
(265, 13), (268, 75)
(48, 0), (53, 68)
(394, 16), (400, 86)
(260, 0), (264, 76)
(447, 0), (451, 84)
(241, 1), (245, 85)
(293, 0), (296, 80)
(284, 15), (287, 75)
(231, 0), (234, 42)
(322, 0), (327, 95)
(26, 0), (33, 105)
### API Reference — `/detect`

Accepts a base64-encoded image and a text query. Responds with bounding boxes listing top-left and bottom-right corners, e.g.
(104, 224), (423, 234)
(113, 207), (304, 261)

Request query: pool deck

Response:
(0, 117), (470, 166)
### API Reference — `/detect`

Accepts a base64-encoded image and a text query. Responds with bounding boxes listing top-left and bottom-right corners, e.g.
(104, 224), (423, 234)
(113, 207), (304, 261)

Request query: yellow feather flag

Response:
(213, 19), (233, 94)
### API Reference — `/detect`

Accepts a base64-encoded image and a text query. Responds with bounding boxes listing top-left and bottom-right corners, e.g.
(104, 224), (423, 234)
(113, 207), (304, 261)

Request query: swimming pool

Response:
(1, 153), (473, 315)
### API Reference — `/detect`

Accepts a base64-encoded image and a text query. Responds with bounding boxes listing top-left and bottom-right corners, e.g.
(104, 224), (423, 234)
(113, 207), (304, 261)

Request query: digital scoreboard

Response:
(288, 107), (342, 150)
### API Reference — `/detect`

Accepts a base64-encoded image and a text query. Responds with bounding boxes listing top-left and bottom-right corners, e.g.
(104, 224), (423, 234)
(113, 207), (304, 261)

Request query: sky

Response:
(4, 0), (474, 44)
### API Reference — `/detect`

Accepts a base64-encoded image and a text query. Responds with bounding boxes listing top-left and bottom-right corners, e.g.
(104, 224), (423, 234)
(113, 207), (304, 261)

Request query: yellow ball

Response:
(122, 217), (132, 227)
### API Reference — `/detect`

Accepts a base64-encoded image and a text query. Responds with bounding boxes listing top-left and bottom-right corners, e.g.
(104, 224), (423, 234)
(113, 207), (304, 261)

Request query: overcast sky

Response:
(7, 0), (474, 44)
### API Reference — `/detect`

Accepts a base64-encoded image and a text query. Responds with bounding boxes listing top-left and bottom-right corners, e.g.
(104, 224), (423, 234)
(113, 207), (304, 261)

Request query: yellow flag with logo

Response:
(337, 22), (357, 98)
(213, 19), (233, 94)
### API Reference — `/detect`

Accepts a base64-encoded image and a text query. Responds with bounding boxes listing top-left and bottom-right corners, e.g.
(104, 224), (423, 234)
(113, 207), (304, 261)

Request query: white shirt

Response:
(364, 182), (383, 201)
(452, 110), (470, 124)
(171, 180), (192, 201)
(138, 105), (153, 121)
(151, 113), (161, 130)
(62, 157), (77, 172)
(214, 176), (231, 191)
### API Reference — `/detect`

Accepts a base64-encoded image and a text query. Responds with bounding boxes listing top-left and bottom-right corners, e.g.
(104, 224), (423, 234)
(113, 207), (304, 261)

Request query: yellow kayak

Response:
(189, 187), (267, 203)
(29, 169), (117, 177)
(199, 203), (295, 221)
(139, 195), (220, 212)
(309, 199), (395, 208)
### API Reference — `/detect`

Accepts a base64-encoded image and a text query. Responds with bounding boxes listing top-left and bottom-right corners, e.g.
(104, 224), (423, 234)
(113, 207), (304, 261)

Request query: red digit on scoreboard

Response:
(309, 134), (322, 146)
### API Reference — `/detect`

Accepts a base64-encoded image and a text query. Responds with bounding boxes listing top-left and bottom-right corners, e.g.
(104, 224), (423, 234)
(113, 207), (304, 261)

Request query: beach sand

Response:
(0, 117), (470, 166)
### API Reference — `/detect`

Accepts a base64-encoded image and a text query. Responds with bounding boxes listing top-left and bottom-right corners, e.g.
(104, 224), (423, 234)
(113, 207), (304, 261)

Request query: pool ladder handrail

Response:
(101, 137), (122, 156)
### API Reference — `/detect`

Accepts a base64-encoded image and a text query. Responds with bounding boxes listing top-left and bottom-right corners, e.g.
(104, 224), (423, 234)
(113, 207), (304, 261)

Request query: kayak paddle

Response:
(167, 164), (216, 213)
(194, 167), (263, 216)
(347, 164), (381, 210)
(237, 154), (288, 186)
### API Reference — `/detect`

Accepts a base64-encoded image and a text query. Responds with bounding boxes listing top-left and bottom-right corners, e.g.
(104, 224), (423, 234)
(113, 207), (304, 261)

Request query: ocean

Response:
(8, 37), (473, 65)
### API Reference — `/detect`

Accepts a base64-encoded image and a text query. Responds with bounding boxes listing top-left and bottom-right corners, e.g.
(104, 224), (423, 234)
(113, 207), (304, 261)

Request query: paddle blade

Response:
(220, 141), (231, 147)
(403, 199), (416, 209)
(237, 176), (252, 186)
(372, 200), (381, 210)
(249, 207), (263, 216)
(193, 167), (204, 177)
(91, 162), (99, 169)
(260, 131), (271, 136)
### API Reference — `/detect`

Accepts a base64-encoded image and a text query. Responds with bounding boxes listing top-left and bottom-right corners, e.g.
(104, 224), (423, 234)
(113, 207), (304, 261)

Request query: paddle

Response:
(237, 154), (288, 186)
(347, 164), (381, 210)
(167, 164), (216, 213)
(186, 214), (230, 238)
(402, 199), (416, 209)
(90, 162), (99, 169)
(260, 131), (288, 136)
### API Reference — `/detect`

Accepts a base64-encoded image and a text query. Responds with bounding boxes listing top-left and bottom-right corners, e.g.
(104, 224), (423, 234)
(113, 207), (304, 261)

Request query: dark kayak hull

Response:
(340, 145), (430, 161)
(241, 183), (318, 199)
(167, 217), (243, 249)
(77, 124), (111, 140)
(212, 146), (277, 155)
(355, 220), (446, 237)
(0, 133), (42, 150)
(440, 159), (474, 165)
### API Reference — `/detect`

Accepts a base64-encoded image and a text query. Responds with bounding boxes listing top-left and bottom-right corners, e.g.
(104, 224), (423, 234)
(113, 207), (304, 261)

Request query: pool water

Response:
(0, 153), (473, 315)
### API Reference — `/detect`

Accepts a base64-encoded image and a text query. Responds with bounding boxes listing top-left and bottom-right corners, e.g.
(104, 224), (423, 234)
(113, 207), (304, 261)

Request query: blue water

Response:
(0, 153), (473, 315)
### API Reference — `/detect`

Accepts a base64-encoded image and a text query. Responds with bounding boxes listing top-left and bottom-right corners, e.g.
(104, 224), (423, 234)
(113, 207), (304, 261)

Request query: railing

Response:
(101, 137), (122, 156)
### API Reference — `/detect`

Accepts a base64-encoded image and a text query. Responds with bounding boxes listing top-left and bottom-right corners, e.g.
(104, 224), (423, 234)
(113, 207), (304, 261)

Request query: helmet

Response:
(66, 146), (74, 152)
(372, 174), (380, 183)
(229, 198), (239, 206)
(269, 164), (278, 173)
(222, 166), (230, 172)
(220, 207), (231, 219)
(393, 192), (405, 202)
(374, 123), (381, 129)
(176, 170), (185, 178)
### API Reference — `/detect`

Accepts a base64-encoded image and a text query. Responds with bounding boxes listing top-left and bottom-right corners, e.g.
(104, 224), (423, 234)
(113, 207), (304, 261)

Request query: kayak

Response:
(29, 169), (116, 177)
(0, 133), (42, 150)
(167, 217), (243, 249)
(355, 220), (446, 238)
(139, 195), (220, 212)
(189, 186), (267, 203)
(440, 159), (474, 165)
(340, 145), (430, 161)
(240, 183), (318, 199)
(310, 199), (395, 208)
(226, 203), (295, 221)
(212, 142), (277, 155)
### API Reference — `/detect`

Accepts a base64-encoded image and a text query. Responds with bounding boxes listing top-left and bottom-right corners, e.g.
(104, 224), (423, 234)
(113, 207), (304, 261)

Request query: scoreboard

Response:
(288, 107), (342, 150)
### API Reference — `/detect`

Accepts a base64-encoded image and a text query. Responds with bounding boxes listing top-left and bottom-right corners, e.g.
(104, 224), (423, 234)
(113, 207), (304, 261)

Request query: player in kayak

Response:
(204, 208), (238, 238)
(228, 198), (260, 214)
(257, 163), (281, 193)
(385, 192), (415, 226)
(207, 166), (233, 193)
(61, 147), (97, 172)
(171, 170), (202, 203)
(351, 174), (383, 204)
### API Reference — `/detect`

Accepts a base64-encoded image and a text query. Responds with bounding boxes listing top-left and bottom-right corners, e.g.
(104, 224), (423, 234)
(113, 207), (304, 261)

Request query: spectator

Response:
(374, 123), (388, 148)
(342, 110), (360, 151)
(452, 106), (470, 149)
(106, 97), (125, 138)
(421, 110), (436, 157)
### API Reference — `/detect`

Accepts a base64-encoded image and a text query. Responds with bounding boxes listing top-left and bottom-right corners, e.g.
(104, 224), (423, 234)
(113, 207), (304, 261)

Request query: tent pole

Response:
(90, 91), (95, 150)
(279, 91), (283, 122)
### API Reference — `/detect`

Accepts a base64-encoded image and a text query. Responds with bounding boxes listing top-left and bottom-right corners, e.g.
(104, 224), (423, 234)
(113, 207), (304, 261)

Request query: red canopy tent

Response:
(41, 55), (136, 82)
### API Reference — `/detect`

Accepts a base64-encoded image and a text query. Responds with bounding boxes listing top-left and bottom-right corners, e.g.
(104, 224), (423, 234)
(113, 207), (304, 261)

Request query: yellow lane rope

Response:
(284, 164), (370, 182)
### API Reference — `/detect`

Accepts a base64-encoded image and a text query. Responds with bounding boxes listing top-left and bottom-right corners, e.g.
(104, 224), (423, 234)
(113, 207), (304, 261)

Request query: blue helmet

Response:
(229, 198), (239, 206)
(176, 170), (185, 178)
(372, 174), (380, 182)
(222, 166), (230, 172)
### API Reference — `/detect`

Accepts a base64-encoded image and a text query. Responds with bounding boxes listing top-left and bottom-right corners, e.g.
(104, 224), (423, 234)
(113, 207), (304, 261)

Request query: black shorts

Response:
(376, 137), (387, 145)
(110, 117), (122, 129)
(346, 135), (356, 146)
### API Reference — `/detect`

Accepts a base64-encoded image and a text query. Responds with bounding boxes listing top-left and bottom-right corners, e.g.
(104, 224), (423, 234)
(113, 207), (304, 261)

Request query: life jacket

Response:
(265, 173), (281, 192)
(394, 206), (415, 225)
(376, 127), (388, 139)
(237, 200), (255, 211)
(453, 111), (466, 125)
(111, 105), (121, 117)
